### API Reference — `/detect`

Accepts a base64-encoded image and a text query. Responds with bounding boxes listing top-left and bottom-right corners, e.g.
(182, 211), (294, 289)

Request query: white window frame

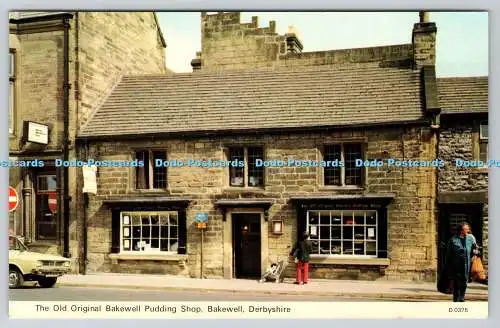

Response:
(119, 211), (179, 254)
(479, 122), (488, 165)
(480, 122), (488, 140)
(306, 210), (378, 258)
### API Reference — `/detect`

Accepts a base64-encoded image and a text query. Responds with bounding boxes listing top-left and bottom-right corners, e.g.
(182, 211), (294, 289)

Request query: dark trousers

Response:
(453, 278), (468, 302)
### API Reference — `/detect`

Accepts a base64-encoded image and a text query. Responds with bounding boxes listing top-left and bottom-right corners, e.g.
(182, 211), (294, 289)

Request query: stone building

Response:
(75, 12), (447, 281)
(437, 77), (489, 270)
(8, 11), (166, 272)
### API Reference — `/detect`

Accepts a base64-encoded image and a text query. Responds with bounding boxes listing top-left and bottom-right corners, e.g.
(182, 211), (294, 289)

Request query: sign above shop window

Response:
(23, 121), (49, 145)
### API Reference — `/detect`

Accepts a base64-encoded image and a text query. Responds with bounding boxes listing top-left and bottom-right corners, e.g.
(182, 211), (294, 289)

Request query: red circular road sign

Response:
(9, 186), (18, 213)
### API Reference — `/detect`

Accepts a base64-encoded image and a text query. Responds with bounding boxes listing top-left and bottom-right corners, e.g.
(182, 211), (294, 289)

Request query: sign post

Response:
(9, 186), (18, 213)
(195, 213), (208, 279)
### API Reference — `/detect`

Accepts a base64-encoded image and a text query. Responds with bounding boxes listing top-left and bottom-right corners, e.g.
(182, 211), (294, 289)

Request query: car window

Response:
(9, 236), (26, 251)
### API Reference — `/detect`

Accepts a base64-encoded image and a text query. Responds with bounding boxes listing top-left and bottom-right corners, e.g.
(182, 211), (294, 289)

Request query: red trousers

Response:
(296, 260), (309, 283)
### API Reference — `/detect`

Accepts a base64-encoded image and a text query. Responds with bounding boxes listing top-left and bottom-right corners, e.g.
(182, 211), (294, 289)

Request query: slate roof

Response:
(78, 64), (425, 138)
(437, 77), (488, 114)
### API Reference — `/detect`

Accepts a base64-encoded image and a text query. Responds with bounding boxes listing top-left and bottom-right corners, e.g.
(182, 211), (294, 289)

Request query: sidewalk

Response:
(57, 273), (489, 301)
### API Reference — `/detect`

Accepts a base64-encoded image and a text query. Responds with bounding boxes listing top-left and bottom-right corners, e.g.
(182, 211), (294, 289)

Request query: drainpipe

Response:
(63, 16), (71, 258)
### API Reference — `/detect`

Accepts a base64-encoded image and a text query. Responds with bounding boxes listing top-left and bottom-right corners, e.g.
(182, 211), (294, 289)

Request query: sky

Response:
(155, 11), (489, 77)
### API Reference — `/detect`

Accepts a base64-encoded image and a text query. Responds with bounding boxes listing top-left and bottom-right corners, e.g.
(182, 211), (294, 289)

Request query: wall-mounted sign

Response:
(195, 213), (208, 223)
(82, 165), (97, 194)
(23, 121), (49, 145)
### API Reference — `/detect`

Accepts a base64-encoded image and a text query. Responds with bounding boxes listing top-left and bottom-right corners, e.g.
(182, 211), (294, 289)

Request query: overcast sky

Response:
(155, 11), (488, 77)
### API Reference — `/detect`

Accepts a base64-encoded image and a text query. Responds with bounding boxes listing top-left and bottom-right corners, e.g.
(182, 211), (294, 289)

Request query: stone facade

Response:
(8, 12), (166, 273)
(438, 116), (488, 268)
(82, 126), (439, 281)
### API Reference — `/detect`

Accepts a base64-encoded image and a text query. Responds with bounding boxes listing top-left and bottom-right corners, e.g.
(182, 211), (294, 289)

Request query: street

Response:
(8, 286), (401, 302)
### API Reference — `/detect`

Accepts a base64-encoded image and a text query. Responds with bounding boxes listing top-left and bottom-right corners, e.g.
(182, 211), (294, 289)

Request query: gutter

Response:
(62, 16), (71, 258)
(75, 119), (430, 142)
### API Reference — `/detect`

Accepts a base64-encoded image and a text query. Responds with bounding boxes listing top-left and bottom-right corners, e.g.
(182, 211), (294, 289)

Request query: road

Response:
(8, 285), (398, 302)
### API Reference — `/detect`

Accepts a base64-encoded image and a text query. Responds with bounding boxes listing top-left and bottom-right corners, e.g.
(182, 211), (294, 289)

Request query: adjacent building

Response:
(8, 11), (166, 272)
(437, 77), (489, 270)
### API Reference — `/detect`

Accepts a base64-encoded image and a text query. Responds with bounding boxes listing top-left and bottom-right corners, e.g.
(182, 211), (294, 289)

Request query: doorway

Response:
(232, 213), (261, 278)
(437, 204), (483, 273)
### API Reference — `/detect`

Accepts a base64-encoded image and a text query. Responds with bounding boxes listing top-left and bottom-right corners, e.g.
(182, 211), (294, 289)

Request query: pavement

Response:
(55, 273), (489, 301)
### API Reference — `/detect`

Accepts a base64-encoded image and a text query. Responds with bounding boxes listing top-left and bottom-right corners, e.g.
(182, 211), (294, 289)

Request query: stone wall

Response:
(83, 125), (438, 281)
(9, 30), (64, 152)
(76, 12), (166, 129)
(197, 12), (415, 72)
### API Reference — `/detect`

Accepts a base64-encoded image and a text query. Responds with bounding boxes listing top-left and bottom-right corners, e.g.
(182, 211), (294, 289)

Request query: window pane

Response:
(38, 175), (57, 192)
(479, 142), (488, 162)
(318, 225), (329, 240)
(324, 145), (341, 185)
(344, 144), (363, 186)
(354, 241), (365, 255)
(319, 241), (330, 254)
(247, 147), (264, 187)
(142, 225), (151, 238)
(366, 212), (377, 225)
(135, 151), (149, 189)
(152, 151), (167, 188)
(35, 194), (57, 240)
(331, 241), (341, 255)
(330, 226), (341, 239)
(229, 147), (244, 186)
(123, 239), (131, 250)
(343, 226), (353, 240)
(480, 123), (488, 139)
(150, 239), (159, 249)
(9, 81), (14, 133)
(170, 226), (178, 239)
(354, 226), (365, 240)
(343, 241), (354, 255)
(366, 242), (377, 256)
(169, 213), (178, 226)
(354, 213), (365, 225)
(366, 226), (376, 240)
(309, 211), (319, 225)
(10, 52), (14, 77)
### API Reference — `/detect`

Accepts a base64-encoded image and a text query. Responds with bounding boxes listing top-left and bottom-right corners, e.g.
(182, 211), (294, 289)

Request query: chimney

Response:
(412, 11), (437, 70)
(285, 25), (303, 55)
(191, 51), (202, 71)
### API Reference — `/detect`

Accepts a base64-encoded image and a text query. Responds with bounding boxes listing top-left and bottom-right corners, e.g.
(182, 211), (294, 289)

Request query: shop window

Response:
(479, 122), (488, 162)
(228, 146), (264, 187)
(135, 150), (167, 189)
(322, 143), (364, 187)
(307, 210), (378, 257)
(120, 211), (180, 253)
(35, 174), (58, 241)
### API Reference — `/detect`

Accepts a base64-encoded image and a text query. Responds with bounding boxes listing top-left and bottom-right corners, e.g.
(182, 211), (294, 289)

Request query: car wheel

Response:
(9, 267), (24, 289)
(38, 277), (57, 288)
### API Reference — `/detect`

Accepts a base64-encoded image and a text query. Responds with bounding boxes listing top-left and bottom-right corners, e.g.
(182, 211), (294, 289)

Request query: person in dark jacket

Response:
(445, 223), (475, 302)
(290, 231), (313, 285)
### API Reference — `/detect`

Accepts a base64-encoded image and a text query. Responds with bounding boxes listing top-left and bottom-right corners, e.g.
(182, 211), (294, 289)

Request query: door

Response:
(438, 204), (483, 275)
(232, 213), (261, 278)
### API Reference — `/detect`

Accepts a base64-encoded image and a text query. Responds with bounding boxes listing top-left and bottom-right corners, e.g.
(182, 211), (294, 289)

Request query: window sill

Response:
(109, 253), (187, 264)
(223, 187), (266, 193)
(317, 186), (364, 192)
(309, 256), (390, 266)
(475, 167), (489, 174)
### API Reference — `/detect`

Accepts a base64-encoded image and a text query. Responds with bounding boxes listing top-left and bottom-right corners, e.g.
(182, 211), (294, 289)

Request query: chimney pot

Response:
(419, 11), (430, 23)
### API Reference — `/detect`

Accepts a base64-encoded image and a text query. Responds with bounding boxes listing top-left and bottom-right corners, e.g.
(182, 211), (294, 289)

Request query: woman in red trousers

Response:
(290, 232), (313, 285)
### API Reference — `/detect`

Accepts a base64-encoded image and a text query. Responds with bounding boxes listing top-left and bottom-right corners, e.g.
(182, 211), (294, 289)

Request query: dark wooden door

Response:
(438, 204), (483, 275)
(232, 213), (261, 278)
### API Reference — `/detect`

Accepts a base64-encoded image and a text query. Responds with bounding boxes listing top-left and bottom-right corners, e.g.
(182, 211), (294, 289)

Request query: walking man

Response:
(290, 231), (312, 285)
(445, 223), (475, 302)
